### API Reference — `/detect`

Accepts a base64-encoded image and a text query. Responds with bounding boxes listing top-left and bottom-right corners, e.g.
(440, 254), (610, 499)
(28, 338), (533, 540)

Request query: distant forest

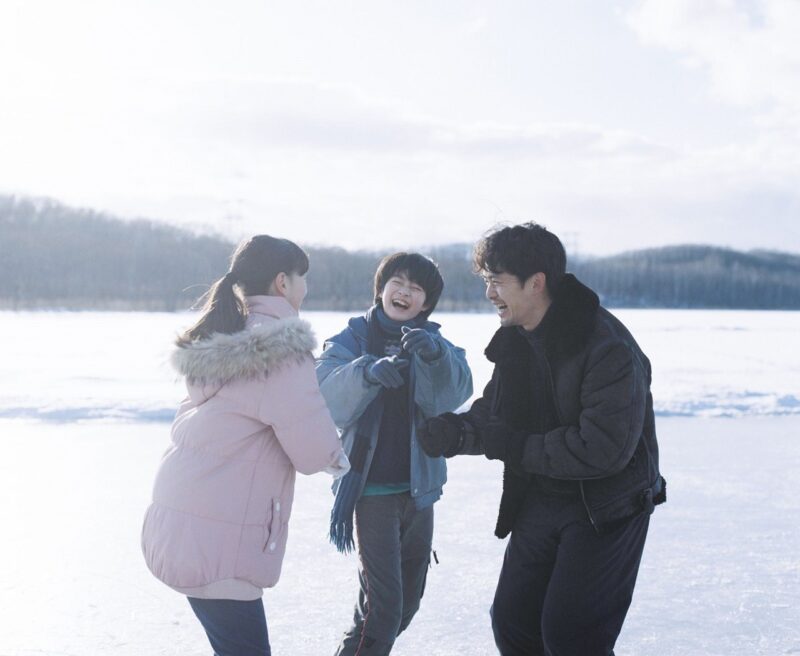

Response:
(2, 195), (800, 311)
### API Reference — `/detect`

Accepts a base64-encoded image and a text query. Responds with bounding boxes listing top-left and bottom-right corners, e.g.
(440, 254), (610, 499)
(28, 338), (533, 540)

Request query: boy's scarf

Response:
(329, 305), (424, 553)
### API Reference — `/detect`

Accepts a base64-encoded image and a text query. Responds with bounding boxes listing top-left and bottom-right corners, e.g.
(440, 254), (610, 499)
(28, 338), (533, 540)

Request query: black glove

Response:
(401, 327), (441, 361)
(483, 418), (527, 469)
(365, 356), (409, 388)
(418, 413), (464, 458)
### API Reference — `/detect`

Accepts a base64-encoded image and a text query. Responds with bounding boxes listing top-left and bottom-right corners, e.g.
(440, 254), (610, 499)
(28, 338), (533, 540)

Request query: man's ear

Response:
(523, 272), (544, 293)
(532, 272), (553, 304)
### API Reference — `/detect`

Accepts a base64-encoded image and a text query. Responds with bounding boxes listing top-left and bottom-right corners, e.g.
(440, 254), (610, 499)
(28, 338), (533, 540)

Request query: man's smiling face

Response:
(380, 272), (428, 321)
(482, 270), (539, 329)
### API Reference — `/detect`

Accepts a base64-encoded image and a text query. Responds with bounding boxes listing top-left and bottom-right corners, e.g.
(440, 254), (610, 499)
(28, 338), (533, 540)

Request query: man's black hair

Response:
(473, 222), (566, 295)
(373, 252), (444, 319)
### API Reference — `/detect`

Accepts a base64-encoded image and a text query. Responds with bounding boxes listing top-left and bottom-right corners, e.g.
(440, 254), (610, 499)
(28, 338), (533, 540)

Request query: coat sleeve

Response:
(521, 340), (646, 479)
(449, 370), (498, 456)
(315, 340), (381, 428)
(412, 335), (473, 417)
(257, 356), (349, 476)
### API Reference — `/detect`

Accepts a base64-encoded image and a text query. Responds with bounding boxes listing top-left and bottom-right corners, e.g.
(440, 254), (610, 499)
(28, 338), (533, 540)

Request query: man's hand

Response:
(401, 327), (441, 361)
(364, 356), (409, 388)
(418, 413), (463, 457)
(483, 418), (527, 469)
(482, 419), (511, 460)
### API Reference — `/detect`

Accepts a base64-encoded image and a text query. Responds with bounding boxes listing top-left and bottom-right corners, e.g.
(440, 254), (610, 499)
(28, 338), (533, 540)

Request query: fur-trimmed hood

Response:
(144, 297), (346, 596)
(171, 317), (317, 385)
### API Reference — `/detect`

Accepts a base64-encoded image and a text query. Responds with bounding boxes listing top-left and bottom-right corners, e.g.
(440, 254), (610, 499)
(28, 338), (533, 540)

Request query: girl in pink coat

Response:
(142, 235), (349, 656)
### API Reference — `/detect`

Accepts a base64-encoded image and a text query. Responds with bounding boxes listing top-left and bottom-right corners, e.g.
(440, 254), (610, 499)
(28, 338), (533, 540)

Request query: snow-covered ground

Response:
(1, 309), (799, 655)
(1, 417), (798, 655)
(1, 309), (799, 422)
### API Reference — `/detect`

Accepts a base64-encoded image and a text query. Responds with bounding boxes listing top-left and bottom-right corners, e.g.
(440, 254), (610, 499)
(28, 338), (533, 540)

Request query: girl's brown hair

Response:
(177, 235), (308, 345)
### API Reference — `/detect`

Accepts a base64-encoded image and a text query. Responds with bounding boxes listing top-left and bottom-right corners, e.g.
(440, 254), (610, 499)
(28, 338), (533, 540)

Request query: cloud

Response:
(176, 79), (675, 163)
(625, 0), (800, 124)
(2, 2), (798, 255)
(620, 0), (800, 251)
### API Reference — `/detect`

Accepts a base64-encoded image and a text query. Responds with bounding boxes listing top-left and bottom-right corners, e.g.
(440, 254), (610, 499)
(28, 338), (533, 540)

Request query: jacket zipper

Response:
(539, 346), (601, 535)
(490, 372), (502, 415)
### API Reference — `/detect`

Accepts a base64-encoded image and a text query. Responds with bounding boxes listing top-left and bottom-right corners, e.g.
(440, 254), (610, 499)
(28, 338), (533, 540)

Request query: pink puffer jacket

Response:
(141, 296), (347, 599)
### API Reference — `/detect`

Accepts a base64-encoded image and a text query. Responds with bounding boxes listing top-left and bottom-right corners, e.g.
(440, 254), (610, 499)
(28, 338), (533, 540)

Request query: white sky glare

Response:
(1, 0), (799, 255)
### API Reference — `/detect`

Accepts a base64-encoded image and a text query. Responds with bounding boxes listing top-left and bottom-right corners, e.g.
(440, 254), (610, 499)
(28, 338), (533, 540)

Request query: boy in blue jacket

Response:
(316, 252), (473, 656)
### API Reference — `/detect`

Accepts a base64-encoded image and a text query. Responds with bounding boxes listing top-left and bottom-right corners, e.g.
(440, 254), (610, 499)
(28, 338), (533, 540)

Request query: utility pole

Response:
(562, 231), (579, 260)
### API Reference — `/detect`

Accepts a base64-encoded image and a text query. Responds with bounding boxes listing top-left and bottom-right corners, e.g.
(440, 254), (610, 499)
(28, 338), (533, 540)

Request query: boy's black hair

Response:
(373, 252), (444, 319)
(473, 222), (566, 295)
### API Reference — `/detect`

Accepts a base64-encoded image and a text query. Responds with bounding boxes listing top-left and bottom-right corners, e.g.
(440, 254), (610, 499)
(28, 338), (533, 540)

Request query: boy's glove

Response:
(418, 413), (464, 457)
(365, 356), (409, 388)
(401, 327), (441, 361)
(483, 418), (527, 470)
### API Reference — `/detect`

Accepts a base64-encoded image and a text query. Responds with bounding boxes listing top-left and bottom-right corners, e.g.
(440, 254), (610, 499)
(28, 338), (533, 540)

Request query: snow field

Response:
(1, 416), (798, 655)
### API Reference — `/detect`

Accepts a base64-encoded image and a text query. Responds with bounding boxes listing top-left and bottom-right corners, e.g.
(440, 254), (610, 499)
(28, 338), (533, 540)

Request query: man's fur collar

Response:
(485, 273), (599, 363)
(171, 317), (316, 383)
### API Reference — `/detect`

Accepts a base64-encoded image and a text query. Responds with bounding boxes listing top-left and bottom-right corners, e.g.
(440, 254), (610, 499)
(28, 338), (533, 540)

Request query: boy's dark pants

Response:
(335, 493), (433, 656)
(491, 488), (650, 656)
(187, 597), (270, 656)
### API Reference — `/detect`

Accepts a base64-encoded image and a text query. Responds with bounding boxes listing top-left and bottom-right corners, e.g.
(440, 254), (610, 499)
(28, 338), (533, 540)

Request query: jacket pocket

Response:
(262, 497), (283, 553)
(588, 483), (648, 513)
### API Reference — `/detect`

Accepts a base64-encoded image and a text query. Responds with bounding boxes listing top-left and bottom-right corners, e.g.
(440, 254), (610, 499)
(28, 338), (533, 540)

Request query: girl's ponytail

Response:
(177, 270), (247, 346)
(177, 235), (308, 346)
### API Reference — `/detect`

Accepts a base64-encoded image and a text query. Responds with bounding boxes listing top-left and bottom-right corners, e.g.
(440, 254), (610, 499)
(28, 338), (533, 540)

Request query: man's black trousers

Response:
(491, 486), (650, 656)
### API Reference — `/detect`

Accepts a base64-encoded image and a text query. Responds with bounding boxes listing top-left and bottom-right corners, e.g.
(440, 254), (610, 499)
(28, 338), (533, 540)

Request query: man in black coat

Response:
(419, 223), (666, 656)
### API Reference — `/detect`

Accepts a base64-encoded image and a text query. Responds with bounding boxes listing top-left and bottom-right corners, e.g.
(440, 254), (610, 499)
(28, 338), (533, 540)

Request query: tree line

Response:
(2, 195), (799, 311)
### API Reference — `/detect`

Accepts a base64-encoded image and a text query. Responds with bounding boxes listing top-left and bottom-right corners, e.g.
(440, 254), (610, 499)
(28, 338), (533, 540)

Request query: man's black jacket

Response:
(459, 273), (666, 537)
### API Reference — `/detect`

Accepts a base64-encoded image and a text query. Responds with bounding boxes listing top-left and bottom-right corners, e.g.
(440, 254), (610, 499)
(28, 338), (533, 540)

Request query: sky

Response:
(1, 0), (799, 256)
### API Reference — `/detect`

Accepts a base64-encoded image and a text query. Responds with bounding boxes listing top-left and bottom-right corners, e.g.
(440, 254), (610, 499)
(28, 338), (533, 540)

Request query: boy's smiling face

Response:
(381, 272), (428, 321)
